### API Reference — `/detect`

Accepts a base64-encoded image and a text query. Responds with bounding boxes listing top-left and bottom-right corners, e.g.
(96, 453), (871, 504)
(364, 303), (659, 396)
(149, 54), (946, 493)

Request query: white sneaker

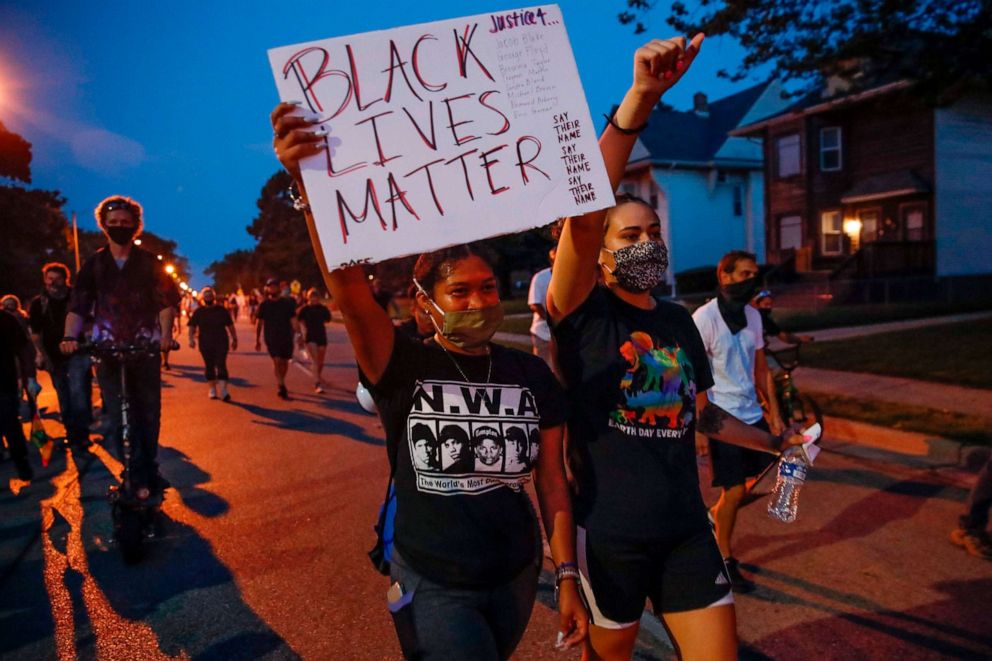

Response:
(208, 388), (218, 399)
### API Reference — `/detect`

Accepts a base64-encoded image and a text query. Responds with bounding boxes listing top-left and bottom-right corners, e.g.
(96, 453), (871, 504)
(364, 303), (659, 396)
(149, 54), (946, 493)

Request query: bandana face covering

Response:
(602, 240), (669, 293)
(717, 277), (759, 334)
(414, 280), (504, 350)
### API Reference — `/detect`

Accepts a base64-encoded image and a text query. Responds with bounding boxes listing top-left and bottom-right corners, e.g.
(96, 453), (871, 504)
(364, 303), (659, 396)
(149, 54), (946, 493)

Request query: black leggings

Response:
(200, 344), (229, 381)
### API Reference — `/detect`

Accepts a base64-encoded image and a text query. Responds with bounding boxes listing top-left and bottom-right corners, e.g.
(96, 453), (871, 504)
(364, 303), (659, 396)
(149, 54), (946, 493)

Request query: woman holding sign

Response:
(271, 108), (587, 658)
(546, 35), (806, 660)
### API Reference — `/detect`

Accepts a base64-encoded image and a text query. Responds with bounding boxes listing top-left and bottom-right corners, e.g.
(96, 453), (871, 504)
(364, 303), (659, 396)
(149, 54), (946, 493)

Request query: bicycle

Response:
(83, 337), (176, 563)
(764, 341), (823, 432)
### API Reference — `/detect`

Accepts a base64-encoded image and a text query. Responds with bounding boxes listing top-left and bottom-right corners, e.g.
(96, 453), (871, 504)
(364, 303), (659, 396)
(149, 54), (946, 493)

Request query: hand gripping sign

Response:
(268, 4), (614, 270)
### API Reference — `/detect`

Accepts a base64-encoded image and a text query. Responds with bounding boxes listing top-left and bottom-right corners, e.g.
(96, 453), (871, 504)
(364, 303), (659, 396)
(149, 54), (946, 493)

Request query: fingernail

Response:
(305, 115), (323, 123)
(288, 100), (303, 106)
(313, 127), (328, 137)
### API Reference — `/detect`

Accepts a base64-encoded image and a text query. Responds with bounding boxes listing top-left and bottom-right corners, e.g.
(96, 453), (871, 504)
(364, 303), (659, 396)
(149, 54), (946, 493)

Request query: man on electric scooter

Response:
(60, 196), (181, 500)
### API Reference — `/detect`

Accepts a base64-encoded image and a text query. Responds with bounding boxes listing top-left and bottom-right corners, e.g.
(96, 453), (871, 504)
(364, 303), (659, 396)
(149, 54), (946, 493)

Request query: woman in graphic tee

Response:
(271, 110), (589, 658)
(545, 37), (806, 660)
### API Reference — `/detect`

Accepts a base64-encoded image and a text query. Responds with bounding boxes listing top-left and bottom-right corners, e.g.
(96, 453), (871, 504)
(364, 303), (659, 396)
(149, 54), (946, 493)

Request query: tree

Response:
(206, 249), (257, 294)
(619, 0), (992, 97)
(0, 120), (32, 184)
(0, 185), (70, 299)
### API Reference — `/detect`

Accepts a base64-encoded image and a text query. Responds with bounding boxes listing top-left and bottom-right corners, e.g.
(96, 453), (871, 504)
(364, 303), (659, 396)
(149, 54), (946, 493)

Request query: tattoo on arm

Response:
(698, 403), (731, 437)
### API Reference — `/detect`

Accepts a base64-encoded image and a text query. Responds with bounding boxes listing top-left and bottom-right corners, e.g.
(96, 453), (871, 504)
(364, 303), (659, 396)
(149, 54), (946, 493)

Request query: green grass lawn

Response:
(810, 391), (992, 446)
(800, 319), (992, 389)
(775, 301), (992, 332)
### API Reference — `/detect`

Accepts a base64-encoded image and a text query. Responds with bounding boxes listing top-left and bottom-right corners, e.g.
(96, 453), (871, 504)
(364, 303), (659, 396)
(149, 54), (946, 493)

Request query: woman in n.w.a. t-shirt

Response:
(270, 103), (588, 659)
(546, 35), (806, 661)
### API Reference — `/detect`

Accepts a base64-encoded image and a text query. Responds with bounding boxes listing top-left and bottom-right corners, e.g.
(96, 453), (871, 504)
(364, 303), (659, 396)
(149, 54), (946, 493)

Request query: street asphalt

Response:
(1, 319), (989, 659)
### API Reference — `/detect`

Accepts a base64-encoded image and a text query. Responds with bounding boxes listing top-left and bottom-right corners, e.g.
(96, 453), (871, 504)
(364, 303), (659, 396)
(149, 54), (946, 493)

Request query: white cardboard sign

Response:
(268, 4), (613, 269)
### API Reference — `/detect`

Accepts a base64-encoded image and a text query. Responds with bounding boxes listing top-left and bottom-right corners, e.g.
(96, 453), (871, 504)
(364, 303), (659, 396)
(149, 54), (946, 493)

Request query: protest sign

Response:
(268, 4), (613, 270)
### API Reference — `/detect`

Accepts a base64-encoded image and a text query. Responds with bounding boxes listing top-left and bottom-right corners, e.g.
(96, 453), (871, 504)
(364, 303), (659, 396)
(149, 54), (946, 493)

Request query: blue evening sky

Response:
(0, 1), (766, 285)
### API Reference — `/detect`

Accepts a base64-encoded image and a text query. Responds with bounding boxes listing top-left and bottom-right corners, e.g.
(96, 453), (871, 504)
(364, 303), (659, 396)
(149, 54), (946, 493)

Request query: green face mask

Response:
(414, 279), (504, 350)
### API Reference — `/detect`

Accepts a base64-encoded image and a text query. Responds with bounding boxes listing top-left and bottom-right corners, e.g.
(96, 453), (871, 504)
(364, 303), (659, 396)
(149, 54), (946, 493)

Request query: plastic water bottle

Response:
(767, 451), (808, 523)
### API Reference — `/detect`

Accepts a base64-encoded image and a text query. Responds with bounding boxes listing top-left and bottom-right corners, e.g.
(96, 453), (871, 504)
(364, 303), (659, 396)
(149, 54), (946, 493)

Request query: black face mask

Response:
(203, 296), (215, 305)
(106, 225), (137, 246)
(47, 285), (69, 300)
(721, 277), (759, 304)
(717, 276), (759, 335)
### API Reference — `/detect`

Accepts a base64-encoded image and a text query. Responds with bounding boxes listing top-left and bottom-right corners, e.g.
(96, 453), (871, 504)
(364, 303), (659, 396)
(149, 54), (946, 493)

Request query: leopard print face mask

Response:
(602, 240), (669, 293)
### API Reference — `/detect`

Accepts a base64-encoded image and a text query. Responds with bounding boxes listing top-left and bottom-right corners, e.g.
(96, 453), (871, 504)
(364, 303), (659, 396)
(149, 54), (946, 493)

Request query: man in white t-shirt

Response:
(527, 247), (556, 367)
(693, 250), (784, 592)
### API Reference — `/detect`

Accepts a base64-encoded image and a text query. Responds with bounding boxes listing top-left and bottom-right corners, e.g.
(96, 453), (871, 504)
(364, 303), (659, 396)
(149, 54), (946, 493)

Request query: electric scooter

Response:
(85, 337), (176, 563)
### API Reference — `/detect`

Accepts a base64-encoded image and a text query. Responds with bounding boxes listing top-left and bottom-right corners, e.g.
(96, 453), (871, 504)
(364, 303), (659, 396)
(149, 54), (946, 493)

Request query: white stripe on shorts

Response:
(576, 526), (639, 630)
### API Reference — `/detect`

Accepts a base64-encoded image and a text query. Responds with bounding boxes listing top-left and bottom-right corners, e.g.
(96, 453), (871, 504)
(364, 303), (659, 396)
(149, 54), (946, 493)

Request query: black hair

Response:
(603, 193), (659, 234)
(42, 262), (71, 284)
(412, 243), (496, 296)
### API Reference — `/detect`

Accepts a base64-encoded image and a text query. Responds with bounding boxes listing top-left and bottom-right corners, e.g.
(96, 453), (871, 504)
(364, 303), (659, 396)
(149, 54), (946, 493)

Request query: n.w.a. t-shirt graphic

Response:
(609, 331), (697, 438)
(408, 379), (541, 496)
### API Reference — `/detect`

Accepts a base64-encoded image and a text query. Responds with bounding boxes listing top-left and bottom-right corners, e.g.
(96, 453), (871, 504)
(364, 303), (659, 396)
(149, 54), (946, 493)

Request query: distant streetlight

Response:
(157, 254), (163, 260)
(165, 264), (176, 275)
(179, 282), (189, 291)
(133, 239), (142, 246)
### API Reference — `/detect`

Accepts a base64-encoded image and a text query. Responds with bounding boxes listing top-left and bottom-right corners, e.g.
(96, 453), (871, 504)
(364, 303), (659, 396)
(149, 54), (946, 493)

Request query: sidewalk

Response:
(793, 366), (992, 418)
(766, 309), (992, 347)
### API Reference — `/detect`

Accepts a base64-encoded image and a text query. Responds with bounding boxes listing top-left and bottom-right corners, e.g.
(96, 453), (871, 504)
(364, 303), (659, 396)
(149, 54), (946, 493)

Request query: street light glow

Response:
(165, 264), (175, 275)
(133, 239), (142, 246)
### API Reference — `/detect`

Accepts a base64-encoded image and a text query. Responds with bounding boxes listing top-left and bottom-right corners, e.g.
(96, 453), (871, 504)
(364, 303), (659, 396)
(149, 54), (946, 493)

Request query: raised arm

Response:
(270, 102), (394, 382)
(548, 35), (703, 322)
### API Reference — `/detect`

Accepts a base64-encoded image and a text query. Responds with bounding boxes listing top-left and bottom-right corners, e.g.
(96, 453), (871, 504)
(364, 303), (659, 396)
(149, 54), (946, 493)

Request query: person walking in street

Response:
(527, 245), (557, 369)
(188, 286), (237, 402)
(1, 308), (34, 482)
(546, 36), (805, 660)
(28, 262), (93, 449)
(255, 277), (299, 400)
(297, 287), (331, 394)
(272, 104), (589, 659)
(60, 195), (181, 500)
(692, 251), (786, 593)
(2, 294), (40, 402)
(950, 453), (992, 559)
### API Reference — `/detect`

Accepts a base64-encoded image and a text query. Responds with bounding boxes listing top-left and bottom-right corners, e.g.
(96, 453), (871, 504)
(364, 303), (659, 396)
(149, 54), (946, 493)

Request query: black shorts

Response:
(709, 418), (775, 488)
(577, 525), (733, 628)
(266, 338), (293, 360)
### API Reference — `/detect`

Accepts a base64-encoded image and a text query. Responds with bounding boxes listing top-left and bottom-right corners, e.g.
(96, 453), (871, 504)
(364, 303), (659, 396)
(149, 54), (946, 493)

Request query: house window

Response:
(732, 185), (743, 217)
(820, 127), (842, 171)
(779, 215), (803, 251)
(821, 211), (844, 256)
(901, 203), (927, 241)
(776, 134), (801, 178)
(858, 209), (879, 243)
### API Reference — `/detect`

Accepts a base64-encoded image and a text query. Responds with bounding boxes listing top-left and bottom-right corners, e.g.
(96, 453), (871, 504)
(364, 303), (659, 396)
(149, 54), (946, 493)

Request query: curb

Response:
(821, 415), (989, 471)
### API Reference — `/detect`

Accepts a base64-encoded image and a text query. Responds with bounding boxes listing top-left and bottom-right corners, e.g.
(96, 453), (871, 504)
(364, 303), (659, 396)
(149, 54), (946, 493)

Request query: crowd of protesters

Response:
(4, 27), (989, 661)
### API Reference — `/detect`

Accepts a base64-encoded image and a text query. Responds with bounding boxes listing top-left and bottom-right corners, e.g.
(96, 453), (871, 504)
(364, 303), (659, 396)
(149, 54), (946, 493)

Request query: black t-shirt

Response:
(1, 312), (28, 394)
(257, 297), (297, 345)
(28, 294), (70, 365)
(759, 309), (781, 338)
(297, 303), (331, 344)
(551, 286), (715, 539)
(366, 330), (567, 588)
(189, 304), (233, 348)
(69, 246), (181, 343)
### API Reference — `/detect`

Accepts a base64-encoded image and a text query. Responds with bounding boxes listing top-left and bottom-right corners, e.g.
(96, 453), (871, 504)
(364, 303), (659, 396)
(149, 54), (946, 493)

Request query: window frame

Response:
(819, 126), (843, 172)
(820, 210), (844, 256)
(779, 214), (803, 252)
(776, 133), (802, 179)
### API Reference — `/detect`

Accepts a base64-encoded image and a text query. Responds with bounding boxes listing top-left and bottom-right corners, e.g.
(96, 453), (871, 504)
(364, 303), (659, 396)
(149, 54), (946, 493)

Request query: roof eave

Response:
(729, 79), (916, 136)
